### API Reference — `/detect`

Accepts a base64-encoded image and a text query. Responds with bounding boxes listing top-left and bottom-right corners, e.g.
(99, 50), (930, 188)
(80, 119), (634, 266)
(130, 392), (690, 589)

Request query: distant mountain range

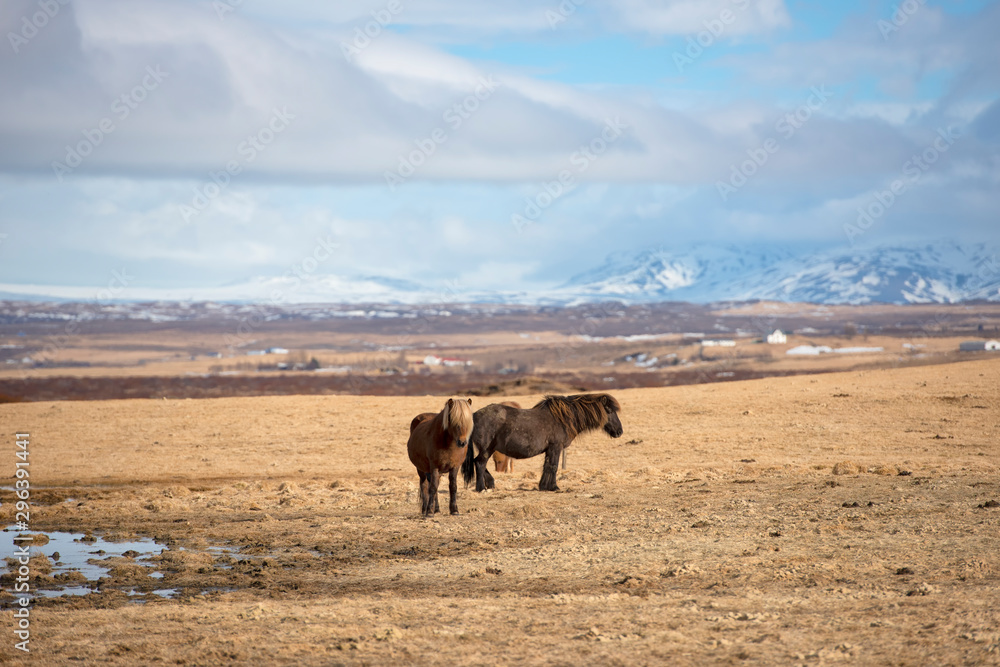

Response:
(1, 241), (997, 306)
(554, 241), (1000, 305)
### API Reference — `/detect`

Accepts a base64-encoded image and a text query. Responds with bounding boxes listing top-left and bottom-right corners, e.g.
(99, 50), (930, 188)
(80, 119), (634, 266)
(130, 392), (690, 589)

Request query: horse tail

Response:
(462, 435), (476, 487)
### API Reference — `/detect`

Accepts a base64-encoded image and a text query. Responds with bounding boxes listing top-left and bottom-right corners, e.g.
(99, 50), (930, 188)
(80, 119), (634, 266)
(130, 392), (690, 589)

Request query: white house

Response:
(423, 354), (472, 367)
(766, 329), (787, 344)
(960, 340), (1000, 352)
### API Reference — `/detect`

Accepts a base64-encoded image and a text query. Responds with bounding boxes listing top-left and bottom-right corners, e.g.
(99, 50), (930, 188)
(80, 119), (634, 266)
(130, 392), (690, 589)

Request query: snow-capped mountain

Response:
(1, 241), (997, 305)
(558, 241), (1000, 305)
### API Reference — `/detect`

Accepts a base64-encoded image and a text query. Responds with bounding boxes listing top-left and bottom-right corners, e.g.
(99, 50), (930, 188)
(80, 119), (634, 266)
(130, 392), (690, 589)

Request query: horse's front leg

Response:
(418, 471), (430, 515)
(448, 468), (460, 515)
(429, 469), (441, 514)
(539, 445), (562, 491)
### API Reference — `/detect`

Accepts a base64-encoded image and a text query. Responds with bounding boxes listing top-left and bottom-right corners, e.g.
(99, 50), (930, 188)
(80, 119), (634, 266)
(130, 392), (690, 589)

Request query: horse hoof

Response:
(450, 510), (459, 515)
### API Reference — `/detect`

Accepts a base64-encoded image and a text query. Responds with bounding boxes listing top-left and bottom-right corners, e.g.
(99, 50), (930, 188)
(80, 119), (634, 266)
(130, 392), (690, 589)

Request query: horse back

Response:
(471, 402), (515, 447)
(478, 402), (562, 459)
(410, 412), (435, 433)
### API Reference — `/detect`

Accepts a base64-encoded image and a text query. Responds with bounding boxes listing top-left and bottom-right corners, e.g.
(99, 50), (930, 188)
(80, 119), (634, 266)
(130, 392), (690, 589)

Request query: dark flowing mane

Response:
(533, 393), (620, 438)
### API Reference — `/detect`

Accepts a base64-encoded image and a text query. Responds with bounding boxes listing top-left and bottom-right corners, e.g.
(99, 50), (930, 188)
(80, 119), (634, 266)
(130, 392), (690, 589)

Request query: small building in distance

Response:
(959, 340), (1000, 352)
(423, 354), (472, 367)
(766, 329), (787, 344)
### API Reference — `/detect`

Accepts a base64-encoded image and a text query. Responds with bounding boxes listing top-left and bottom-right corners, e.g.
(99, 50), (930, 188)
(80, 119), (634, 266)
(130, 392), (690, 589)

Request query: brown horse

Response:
(463, 393), (622, 492)
(491, 401), (521, 473)
(407, 397), (474, 516)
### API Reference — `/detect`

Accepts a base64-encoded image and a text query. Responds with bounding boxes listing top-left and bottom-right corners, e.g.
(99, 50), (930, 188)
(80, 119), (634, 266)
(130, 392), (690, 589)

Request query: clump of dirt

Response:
(832, 461), (861, 475)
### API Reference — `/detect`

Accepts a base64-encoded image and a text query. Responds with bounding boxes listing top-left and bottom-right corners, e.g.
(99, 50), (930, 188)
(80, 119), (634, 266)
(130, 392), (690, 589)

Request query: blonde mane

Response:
(442, 397), (474, 441)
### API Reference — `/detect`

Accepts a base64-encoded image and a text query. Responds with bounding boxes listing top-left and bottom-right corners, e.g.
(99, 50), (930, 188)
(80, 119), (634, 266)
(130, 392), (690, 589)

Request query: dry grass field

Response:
(1, 358), (999, 665)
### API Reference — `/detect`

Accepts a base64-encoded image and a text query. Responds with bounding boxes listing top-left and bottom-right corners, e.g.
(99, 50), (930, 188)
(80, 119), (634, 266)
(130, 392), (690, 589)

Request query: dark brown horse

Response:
(491, 401), (521, 473)
(462, 393), (622, 492)
(407, 398), (474, 516)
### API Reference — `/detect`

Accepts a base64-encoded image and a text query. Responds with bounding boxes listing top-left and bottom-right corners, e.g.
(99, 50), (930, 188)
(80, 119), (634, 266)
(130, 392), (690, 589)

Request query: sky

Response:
(0, 0), (998, 298)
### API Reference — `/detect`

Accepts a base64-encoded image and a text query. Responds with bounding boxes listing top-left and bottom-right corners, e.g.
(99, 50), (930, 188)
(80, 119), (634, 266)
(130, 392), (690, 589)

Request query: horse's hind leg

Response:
(475, 449), (496, 492)
(448, 468), (460, 515)
(539, 446), (562, 491)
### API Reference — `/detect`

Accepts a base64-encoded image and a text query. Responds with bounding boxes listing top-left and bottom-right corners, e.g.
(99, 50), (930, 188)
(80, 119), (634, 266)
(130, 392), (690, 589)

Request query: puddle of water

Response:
(3, 526), (242, 599)
(3, 526), (166, 595)
(207, 545), (240, 555)
(126, 588), (180, 604)
(127, 588), (177, 598)
(208, 545), (242, 570)
(36, 585), (93, 598)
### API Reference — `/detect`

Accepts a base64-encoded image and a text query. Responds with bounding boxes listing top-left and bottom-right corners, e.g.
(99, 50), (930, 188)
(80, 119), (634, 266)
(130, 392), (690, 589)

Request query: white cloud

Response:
(0, 0), (997, 292)
(611, 0), (791, 36)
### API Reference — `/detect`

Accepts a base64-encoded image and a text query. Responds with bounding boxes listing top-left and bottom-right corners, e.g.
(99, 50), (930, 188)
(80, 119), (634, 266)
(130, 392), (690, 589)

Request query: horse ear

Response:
(446, 398), (454, 407)
(467, 398), (472, 406)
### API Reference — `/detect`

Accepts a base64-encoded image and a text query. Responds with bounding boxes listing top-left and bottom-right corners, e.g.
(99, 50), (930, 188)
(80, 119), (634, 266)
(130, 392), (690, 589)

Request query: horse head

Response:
(444, 397), (474, 446)
(600, 394), (623, 438)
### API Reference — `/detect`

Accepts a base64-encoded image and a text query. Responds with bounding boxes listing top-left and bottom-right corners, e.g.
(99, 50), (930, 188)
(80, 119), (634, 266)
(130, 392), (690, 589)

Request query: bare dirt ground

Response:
(1, 358), (999, 665)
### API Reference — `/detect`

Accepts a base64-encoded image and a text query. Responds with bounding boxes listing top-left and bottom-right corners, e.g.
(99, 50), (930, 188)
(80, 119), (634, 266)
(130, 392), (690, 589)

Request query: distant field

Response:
(1, 358), (998, 664)
(2, 300), (999, 400)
